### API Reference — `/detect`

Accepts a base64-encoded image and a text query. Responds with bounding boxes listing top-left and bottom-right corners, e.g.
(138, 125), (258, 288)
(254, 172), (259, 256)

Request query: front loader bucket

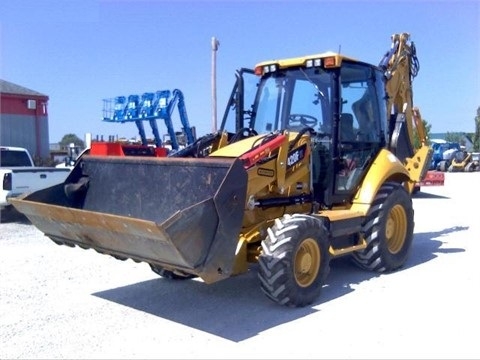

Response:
(9, 155), (248, 284)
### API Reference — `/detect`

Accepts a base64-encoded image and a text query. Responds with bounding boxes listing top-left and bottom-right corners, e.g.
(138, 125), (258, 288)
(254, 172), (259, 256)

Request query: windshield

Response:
(251, 68), (333, 134)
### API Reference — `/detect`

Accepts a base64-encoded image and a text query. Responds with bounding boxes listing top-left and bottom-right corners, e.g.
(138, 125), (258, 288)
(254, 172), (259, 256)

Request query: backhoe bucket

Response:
(9, 155), (248, 284)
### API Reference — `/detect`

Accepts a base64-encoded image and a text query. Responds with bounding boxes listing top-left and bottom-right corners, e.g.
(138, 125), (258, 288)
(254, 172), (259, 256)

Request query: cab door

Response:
(332, 63), (385, 201)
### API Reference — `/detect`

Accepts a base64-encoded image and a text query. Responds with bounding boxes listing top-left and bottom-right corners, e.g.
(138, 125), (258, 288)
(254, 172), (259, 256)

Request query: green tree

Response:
(473, 106), (480, 151)
(59, 134), (85, 150)
(413, 118), (431, 149)
(32, 155), (57, 167)
(445, 132), (465, 147)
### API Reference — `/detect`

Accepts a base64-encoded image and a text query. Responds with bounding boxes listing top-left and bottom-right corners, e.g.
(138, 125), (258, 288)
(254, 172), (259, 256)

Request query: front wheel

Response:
(258, 214), (330, 307)
(352, 182), (414, 272)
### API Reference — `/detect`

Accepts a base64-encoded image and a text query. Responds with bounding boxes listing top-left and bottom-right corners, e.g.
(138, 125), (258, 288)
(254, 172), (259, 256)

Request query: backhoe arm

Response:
(379, 33), (431, 186)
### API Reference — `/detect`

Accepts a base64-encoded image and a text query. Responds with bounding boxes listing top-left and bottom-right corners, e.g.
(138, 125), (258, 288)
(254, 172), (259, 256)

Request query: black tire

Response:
(149, 264), (196, 280)
(258, 214), (330, 307)
(412, 184), (420, 195)
(438, 161), (447, 172)
(0, 206), (16, 223)
(352, 182), (414, 272)
(0, 205), (29, 223)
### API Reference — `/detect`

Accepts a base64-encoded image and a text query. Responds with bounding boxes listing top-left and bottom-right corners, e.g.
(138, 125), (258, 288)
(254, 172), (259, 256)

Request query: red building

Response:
(0, 79), (50, 159)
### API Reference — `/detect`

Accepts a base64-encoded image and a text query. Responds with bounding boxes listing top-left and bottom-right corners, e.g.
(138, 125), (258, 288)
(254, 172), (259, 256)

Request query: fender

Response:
(351, 149), (410, 213)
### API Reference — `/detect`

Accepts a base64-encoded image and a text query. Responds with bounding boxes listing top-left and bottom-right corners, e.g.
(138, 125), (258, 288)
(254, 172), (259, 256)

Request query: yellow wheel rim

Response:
(385, 204), (407, 254)
(294, 238), (321, 287)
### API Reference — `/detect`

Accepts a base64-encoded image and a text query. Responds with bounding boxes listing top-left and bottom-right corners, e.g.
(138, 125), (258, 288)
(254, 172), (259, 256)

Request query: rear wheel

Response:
(258, 214), (330, 307)
(149, 264), (196, 280)
(352, 182), (414, 272)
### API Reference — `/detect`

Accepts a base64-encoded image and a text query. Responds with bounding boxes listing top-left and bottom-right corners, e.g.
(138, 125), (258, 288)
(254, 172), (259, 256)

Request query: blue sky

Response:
(1, 0), (479, 143)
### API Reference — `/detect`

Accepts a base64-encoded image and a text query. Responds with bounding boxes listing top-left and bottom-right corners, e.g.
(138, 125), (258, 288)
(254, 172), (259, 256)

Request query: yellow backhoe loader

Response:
(448, 150), (480, 172)
(10, 32), (432, 307)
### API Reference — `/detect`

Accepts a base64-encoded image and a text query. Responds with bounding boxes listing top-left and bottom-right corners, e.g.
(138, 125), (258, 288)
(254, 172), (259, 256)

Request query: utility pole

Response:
(211, 37), (220, 133)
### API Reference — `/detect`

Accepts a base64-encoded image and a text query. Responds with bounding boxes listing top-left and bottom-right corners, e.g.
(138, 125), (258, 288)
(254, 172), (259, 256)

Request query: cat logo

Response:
(257, 168), (274, 177)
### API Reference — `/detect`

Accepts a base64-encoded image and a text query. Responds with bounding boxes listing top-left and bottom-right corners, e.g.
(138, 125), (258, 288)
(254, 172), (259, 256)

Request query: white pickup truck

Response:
(1, 146), (71, 211)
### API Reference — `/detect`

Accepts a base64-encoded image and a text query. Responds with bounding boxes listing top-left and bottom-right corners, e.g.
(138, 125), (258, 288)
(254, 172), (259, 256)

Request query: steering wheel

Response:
(288, 114), (318, 128)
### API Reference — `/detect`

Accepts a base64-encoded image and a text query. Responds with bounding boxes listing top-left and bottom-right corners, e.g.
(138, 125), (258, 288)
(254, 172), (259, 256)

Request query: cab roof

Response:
(255, 51), (359, 69)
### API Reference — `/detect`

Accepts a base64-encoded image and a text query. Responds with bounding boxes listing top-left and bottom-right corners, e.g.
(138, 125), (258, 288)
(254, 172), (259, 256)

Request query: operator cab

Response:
(221, 55), (388, 208)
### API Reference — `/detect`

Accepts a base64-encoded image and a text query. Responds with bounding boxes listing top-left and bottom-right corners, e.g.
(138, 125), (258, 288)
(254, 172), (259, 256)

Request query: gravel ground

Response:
(1, 172), (479, 359)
